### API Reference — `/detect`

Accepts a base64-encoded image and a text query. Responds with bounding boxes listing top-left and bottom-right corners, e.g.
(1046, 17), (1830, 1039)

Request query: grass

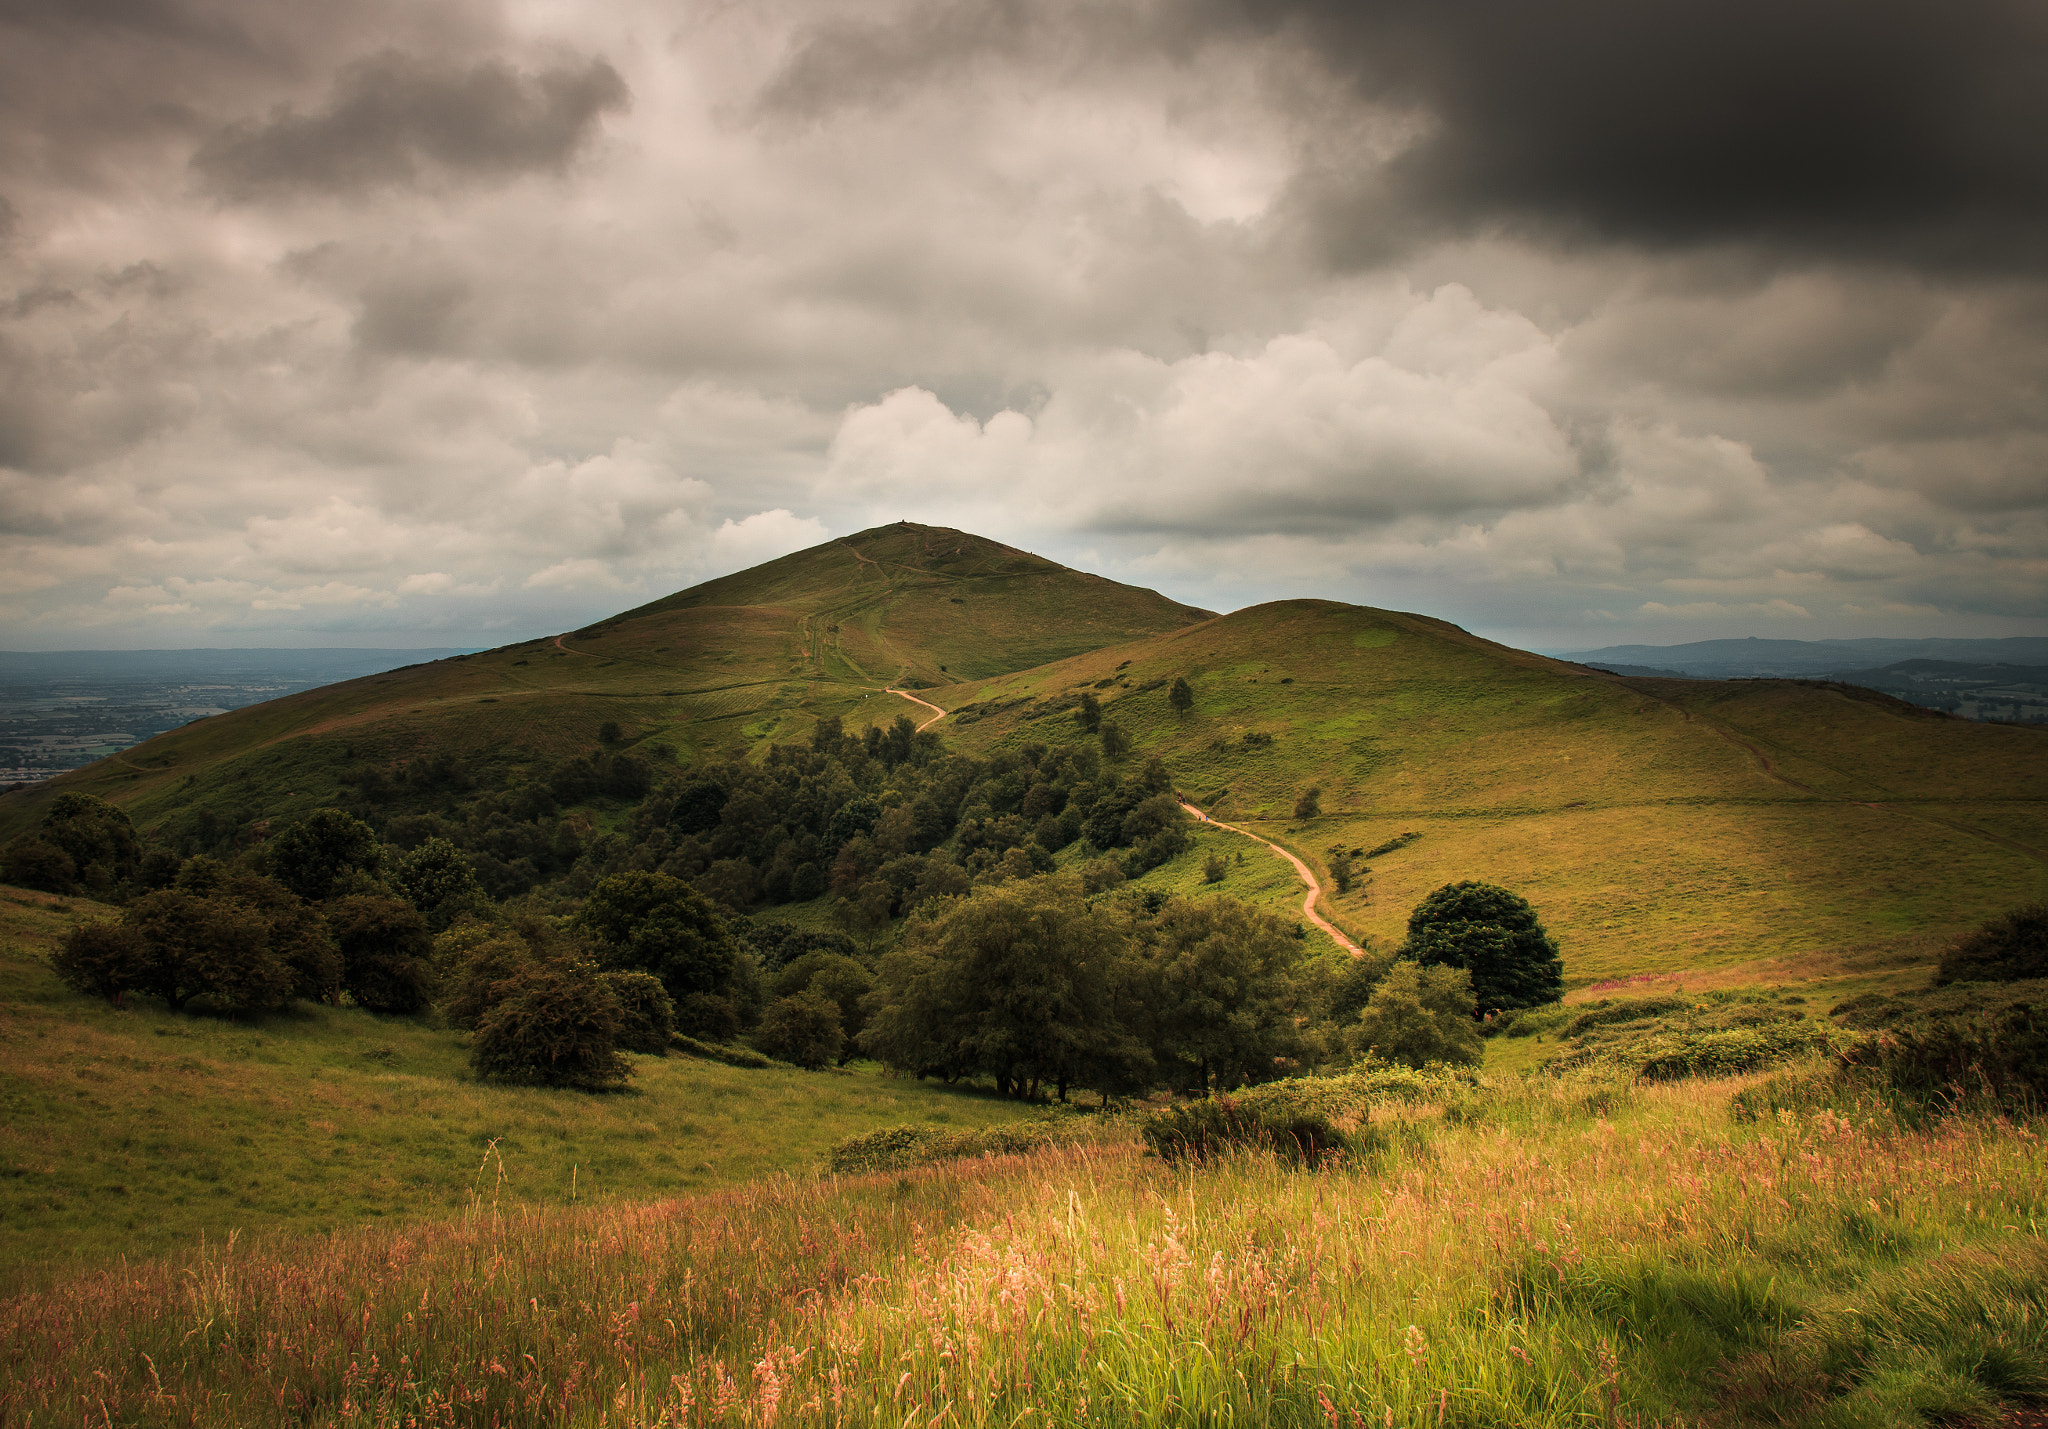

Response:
(934, 599), (2048, 985)
(0, 890), (1039, 1294)
(4, 1069), (2043, 1427)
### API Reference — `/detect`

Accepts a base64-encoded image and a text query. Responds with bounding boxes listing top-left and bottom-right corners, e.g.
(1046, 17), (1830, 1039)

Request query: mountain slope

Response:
(0, 523), (1208, 839)
(923, 598), (2048, 983)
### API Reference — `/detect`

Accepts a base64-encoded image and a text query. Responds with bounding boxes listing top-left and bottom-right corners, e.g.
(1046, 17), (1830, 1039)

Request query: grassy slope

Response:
(929, 599), (2048, 993)
(0, 522), (1208, 844)
(0, 888), (1038, 1293)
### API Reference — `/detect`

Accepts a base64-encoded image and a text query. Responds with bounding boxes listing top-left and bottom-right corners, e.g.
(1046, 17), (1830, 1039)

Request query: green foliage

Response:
(327, 895), (436, 1014)
(671, 1033), (776, 1068)
(825, 1110), (1100, 1173)
(1403, 880), (1563, 1012)
(435, 923), (532, 1031)
(124, 889), (292, 1013)
(469, 962), (631, 1092)
(597, 970), (675, 1055)
(755, 989), (844, 1070)
(1292, 786), (1321, 820)
(1201, 852), (1226, 884)
(575, 871), (737, 1007)
(1137, 1093), (1353, 1167)
(1937, 901), (2048, 985)
(1544, 995), (1851, 1081)
(1349, 961), (1483, 1068)
(1098, 721), (1130, 760)
(3, 793), (141, 898)
(1839, 1002), (2048, 1117)
(1145, 894), (1311, 1090)
(390, 837), (490, 931)
(266, 808), (382, 902)
(773, 951), (874, 1058)
(49, 920), (149, 1003)
(1168, 676), (1193, 720)
(1076, 691), (1102, 732)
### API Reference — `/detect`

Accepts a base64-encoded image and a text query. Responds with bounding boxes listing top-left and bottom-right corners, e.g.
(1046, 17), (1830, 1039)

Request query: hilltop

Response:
(0, 523), (1207, 843)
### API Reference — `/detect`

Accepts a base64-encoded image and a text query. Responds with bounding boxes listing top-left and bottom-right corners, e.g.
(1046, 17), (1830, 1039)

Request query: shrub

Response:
(390, 837), (491, 931)
(599, 970), (675, 1054)
(1938, 902), (2048, 985)
(1138, 1093), (1351, 1167)
(755, 989), (844, 1069)
(1840, 1004), (2048, 1116)
(328, 895), (436, 1014)
(49, 921), (150, 1003)
(438, 927), (534, 1031)
(470, 964), (631, 1091)
(676, 992), (740, 1041)
(267, 808), (383, 902)
(0, 837), (77, 896)
(827, 1112), (1100, 1174)
(121, 890), (293, 1013)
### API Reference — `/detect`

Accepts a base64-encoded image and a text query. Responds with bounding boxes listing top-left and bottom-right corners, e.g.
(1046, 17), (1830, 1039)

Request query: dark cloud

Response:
(194, 51), (628, 198)
(1264, 0), (2048, 271)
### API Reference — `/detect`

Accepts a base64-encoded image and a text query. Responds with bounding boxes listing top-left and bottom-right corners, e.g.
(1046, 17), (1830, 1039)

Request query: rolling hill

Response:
(0, 522), (1209, 842)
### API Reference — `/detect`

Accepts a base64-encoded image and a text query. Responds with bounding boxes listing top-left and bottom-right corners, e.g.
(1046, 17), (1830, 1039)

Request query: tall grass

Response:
(5, 1073), (2043, 1427)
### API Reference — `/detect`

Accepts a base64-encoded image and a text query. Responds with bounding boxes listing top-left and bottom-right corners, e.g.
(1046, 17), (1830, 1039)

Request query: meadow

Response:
(0, 890), (1038, 1294)
(5, 1069), (2042, 1427)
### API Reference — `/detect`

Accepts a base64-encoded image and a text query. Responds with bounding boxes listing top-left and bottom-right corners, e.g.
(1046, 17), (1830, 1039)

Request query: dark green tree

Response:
(391, 837), (490, 930)
(598, 970), (676, 1053)
(1076, 692), (1102, 733)
(1099, 722), (1131, 760)
(575, 870), (738, 1006)
(2, 793), (140, 896)
(267, 808), (382, 902)
(328, 895), (437, 1013)
(50, 920), (150, 1003)
(1143, 895), (1309, 1090)
(1402, 881), (1562, 1013)
(1168, 677), (1194, 721)
(755, 988), (844, 1069)
(1293, 786), (1322, 821)
(124, 890), (293, 1012)
(774, 951), (875, 1060)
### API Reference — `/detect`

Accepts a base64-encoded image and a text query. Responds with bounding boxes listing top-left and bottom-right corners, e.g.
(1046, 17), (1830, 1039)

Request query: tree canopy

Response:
(1402, 881), (1562, 1012)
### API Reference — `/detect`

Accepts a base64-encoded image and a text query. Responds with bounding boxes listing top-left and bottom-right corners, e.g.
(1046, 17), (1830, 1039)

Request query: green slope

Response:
(922, 598), (2048, 989)
(0, 523), (1208, 842)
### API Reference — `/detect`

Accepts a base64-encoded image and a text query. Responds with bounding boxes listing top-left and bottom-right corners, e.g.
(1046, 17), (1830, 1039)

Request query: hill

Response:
(0, 523), (1209, 844)
(920, 599), (2048, 989)
(1556, 633), (2048, 676)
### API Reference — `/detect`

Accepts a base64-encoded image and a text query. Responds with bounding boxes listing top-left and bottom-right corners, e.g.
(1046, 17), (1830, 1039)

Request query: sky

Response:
(3, 0), (2046, 654)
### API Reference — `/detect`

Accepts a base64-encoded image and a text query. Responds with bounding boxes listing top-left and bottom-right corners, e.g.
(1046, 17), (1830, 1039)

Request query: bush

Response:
(438, 927), (534, 1031)
(1839, 1004), (2048, 1116)
(1349, 961), (1483, 1068)
(49, 921), (149, 1003)
(600, 970), (675, 1054)
(328, 895), (436, 1014)
(124, 889), (293, 1013)
(267, 808), (382, 902)
(1938, 902), (2048, 985)
(827, 1112), (1099, 1174)
(470, 964), (631, 1091)
(755, 989), (844, 1069)
(1138, 1093), (1351, 1167)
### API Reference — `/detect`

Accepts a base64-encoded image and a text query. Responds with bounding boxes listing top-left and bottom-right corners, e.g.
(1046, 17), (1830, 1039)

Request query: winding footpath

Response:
(1178, 800), (1363, 956)
(886, 687), (949, 732)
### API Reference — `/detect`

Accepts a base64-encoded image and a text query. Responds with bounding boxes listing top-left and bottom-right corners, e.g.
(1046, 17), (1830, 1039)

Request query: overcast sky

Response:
(4, 0), (2046, 653)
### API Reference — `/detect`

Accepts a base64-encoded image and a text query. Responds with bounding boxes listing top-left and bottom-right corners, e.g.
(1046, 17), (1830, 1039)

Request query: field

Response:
(0, 890), (1038, 1294)
(5, 1069), (2043, 1426)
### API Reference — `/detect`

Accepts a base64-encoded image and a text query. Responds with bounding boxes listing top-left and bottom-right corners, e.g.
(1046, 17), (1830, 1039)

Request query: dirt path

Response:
(1178, 801), (1363, 955)
(886, 687), (948, 732)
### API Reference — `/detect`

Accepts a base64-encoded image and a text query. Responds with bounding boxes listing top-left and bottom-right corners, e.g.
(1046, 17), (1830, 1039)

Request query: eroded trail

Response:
(886, 687), (948, 732)
(1178, 801), (1362, 955)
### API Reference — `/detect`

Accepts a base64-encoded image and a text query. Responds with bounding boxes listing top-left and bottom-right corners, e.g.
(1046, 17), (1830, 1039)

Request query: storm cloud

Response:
(0, 0), (2043, 651)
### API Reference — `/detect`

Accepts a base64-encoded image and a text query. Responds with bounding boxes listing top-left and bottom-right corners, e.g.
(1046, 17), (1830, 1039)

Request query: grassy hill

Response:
(922, 599), (2048, 993)
(0, 523), (1208, 845)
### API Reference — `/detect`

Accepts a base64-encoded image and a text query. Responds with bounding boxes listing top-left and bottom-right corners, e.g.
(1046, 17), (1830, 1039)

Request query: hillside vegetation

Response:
(925, 599), (2048, 988)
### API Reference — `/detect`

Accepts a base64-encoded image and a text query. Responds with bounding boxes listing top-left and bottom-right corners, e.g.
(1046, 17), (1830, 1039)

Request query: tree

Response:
(50, 921), (150, 1003)
(1293, 786), (1322, 821)
(1402, 881), (1562, 1013)
(1099, 722), (1131, 760)
(471, 964), (631, 1091)
(756, 989), (844, 1069)
(1202, 853), (1227, 885)
(1349, 962), (1483, 1067)
(1168, 677), (1194, 721)
(268, 808), (382, 902)
(1325, 846), (1357, 894)
(1143, 896), (1309, 1091)
(391, 837), (490, 931)
(124, 890), (293, 1012)
(438, 925), (535, 1030)
(774, 951), (875, 1059)
(599, 970), (676, 1053)
(575, 871), (738, 1006)
(220, 870), (343, 1003)
(1076, 692), (1102, 733)
(328, 895), (437, 1013)
(3, 793), (140, 896)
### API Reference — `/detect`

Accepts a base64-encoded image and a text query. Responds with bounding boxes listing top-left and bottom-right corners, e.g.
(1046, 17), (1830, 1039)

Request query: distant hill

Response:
(1555, 635), (2048, 677)
(1819, 659), (2048, 725)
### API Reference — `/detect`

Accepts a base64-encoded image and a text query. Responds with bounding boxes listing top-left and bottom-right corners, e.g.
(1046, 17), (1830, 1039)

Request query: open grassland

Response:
(5, 1074), (2043, 1427)
(0, 891), (1038, 1294)
(0, 523), (1206, 844)
(935, 600), (2048, 987)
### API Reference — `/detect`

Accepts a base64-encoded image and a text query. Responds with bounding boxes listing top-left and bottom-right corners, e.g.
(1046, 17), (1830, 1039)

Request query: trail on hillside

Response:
(886, 687), (948, 732)
(1178, 801), (1363, 955)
